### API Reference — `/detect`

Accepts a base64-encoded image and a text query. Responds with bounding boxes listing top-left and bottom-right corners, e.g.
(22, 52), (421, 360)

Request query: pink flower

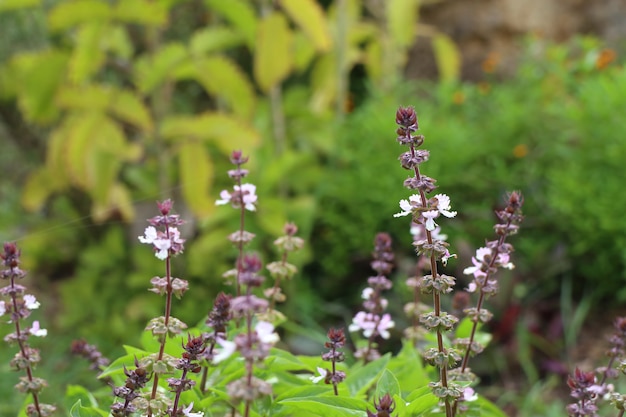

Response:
(463, 247), (491, 278)
(349, 312), (395, 339)
(24, 294), (40, 310)
(29, 321), (47, 337)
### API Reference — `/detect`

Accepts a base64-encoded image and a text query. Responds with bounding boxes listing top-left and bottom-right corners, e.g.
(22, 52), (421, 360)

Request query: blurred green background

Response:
(1, 0), (626, 415)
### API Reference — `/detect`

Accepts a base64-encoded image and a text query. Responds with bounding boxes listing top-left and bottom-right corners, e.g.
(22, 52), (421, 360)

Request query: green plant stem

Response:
(244, 286), (254, 417)
(413, 152), (452, 417)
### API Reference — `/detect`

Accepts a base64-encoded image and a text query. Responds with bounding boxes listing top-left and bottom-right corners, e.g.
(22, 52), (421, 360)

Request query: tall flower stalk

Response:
(0, 242), (55, 417)
(138, 199), (188, 416)
(393, 106), (459, 417)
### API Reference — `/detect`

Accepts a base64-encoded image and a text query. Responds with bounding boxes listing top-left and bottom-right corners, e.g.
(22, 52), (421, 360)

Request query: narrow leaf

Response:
(254, 12), (292, 92)
(280, 0), (332, 52)
(178, 141), (214, 217)
(189, 27), (245, 56)
(113, 0), (167, 26)
(432, 32), (461, 83)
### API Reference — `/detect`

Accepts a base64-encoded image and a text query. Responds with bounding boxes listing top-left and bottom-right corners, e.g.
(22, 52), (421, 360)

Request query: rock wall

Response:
(406, 0), (626, 80)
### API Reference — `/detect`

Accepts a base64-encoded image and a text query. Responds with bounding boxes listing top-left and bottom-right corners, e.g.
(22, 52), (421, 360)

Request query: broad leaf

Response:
(375, 369), (401, 400)
(189, 27), (244, 55)
(0, 0), (40, 12)
(432, 32), (461, 83)
(133, 43), (187, 94)
(254, 11), (292, 92)
(160, 113), (260, 153)
(279, 396), (369, 417)
(280, 0), (331, 52)
(204, 0), (257, 48)
(69, 400), (108, 417)
(47, 0), (111, 31)
(178, 141), (214, 217)
(386, 0), (420, 48)
(189, 55), (256, 120)
(65, 385), (99, 411)
(68, 22), (107, 84)
(113, 0), (167, 26)
(344, 353), (391, 397)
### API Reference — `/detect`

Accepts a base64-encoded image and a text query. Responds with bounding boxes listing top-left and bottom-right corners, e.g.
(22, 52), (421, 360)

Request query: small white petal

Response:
(138, 226), (157, 243)
(213, 338), (237, 363)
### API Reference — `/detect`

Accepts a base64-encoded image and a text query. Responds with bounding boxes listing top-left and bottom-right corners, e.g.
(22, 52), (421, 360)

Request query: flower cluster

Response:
(566, 368), (603, 417)
(167, 335), (207, 416)
(311, 327), (347, 395)
(265, 222), (304, 314)
(1, 242), (55, 417)
(366, 393), (396, 417)
(110, 358), (151, 417)
(138, 199), (186, 260)
(349, 233), (396, 363)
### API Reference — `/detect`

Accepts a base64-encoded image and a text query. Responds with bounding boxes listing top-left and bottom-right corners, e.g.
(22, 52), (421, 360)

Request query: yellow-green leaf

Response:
(133, 43), (187, 94)
(178, 141), (214, 217)
(292, 32), (316, 72)
(47, 0), (111, 31)
(432, 32), (461, 82)
(92, 183), (134, 222)
(364, 38), (383, 83)
(10, 50), (68, 123)
(109, 89), (153, 132)
(160, 113), (260, 153)
(204, 0), (257, 48)
(386, 0), (419, 48)
(56, 85), (110, 111)
(21, 168), (57, 212)
(0, 0), (40, 12)
(189, 27), (245, 56)
(113, 0), (167, 26)
(280, 0), (331, 52)
(103, 25), (134, 59)
(189, 55), (255, 120)
(68, 22), (107, 84)
(309, 53), (336, 113)
(254, 12), (292, 93)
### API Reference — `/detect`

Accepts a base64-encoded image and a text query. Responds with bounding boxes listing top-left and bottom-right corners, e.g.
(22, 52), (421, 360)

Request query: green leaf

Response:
(344, 353), (391, 397)
(133, 43), (187, 94)
(386, 0), (419, 48)
(432, 33), (461, 83)
(178, 141), (214, 217)
(274, 385), (332, 402)
(189, 27), (245, 55)
(160, 113), (260, 153)
(69, 400), (108, 417)
(266, 348), (316, 373)
(204, 0), (257, 48)
(68, 22), (107, 83)
(472, 395), (508, 417)
(113, 0), (167, 26)
(375, 369), (401, 400)
(387, 340), (429, 394)
(99, 346), (149, 379)
(0, 0), (40, 12)
(293, 32), (317, 72)
(280, 0), (332, 52)
(279, 396), (369, 417)
(405, 386), (439, 415)
(65, 385), (99, 410)
(10, 50), (68, 123)
(21, 168), (59, 211)
(254, 11), (292, 92)
(185, 55), (256, 120)
(47, 0), (111, 31)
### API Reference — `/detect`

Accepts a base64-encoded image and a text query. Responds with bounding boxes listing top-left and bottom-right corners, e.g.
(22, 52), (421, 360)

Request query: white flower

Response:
(29, 321), (47, 337)
(466, 282), (477, 293)
(361, 288), (374, 300)
(213, 337), (237, 364)
(463, 247), (491, 278)
(377, 314), (395, 339)
(441, 250), (456, 266)
(0, 301), (5, 316)
(256, 321), (279, 344)
(310, 367), (328, 383)
(433, 194), (457, 218)
(24, 294), (40, 310)
(216, 183), (258, 211)
(138, 226), (184, 260)
(422, 210), (439, 231)
(182, 402), (204, 417)
(393, 194), (422, 217)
